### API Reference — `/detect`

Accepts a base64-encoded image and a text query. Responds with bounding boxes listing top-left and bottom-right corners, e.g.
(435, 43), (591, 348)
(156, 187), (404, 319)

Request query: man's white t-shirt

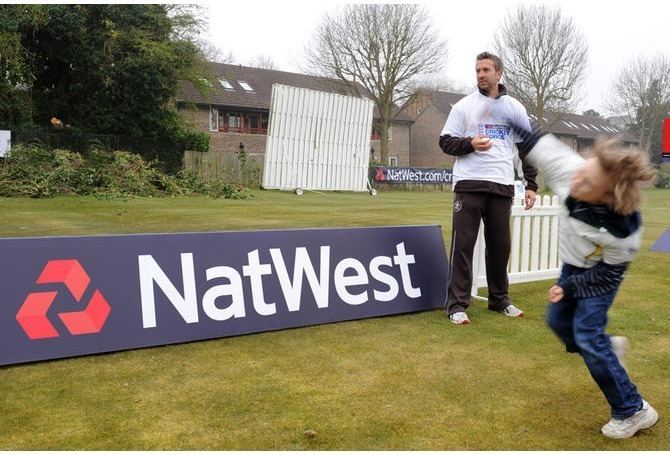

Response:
(440, 90), (531, 186)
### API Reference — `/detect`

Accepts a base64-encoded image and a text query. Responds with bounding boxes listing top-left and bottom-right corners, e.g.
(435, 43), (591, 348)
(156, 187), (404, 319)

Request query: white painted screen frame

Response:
(262, 84), (374, 193)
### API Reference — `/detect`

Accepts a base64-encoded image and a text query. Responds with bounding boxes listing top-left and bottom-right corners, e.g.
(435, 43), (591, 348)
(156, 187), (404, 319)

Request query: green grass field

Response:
(1, 189), (669, 450)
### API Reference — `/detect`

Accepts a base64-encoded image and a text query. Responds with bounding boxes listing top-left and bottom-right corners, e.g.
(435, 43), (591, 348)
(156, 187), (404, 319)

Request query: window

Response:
(389, 156), (398, 166)
(216, 110), (269, 134)
(388, 126), (393, 142)
(228, 113), (241, 129)
(219, 79), (234, 90)
(209, 107), (218, 131)
(238, 80), (254, 91)
(248, 113), (260, 133)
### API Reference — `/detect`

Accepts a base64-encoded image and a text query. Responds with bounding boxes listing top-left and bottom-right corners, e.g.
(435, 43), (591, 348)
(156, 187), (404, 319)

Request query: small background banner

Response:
(0, 225), (448, 366)
(651, 228), (670, 253)
(0, 130), (10, 157)
(372, 166), (453, 184)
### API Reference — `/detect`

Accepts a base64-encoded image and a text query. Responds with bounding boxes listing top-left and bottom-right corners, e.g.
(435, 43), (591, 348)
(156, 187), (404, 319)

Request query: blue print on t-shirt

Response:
(479, 124), (510, 140)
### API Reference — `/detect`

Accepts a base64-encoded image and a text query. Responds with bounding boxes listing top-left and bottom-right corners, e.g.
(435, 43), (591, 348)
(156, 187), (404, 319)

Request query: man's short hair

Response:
(476, 52), (503, 72)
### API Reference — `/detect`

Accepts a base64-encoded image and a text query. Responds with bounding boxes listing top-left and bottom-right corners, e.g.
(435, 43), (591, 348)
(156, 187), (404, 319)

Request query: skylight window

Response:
(580, 123), (591, 130)
(561, 120), (575, 128)
(219, 79), (234, 90)
(198, 77), (212, 87)
(238, 80), (254, 92)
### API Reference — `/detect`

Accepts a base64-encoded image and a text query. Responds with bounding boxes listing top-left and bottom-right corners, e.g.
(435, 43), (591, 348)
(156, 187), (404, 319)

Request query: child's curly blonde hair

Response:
(586, 137), (656, 215)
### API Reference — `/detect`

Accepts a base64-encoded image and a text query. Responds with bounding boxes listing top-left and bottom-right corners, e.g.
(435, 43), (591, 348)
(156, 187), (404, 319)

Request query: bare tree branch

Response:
(608, 54), (670, 157)
(196, 38), (236, 65)
(493, 5), (587, 120)
(304, 4), (447, 163)
(247, 55), (276, 70)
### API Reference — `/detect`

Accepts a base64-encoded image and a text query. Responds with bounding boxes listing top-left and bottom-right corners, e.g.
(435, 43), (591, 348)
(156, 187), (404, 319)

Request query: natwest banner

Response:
(373, 167), (453, 184)
(0, 225), (448, 366)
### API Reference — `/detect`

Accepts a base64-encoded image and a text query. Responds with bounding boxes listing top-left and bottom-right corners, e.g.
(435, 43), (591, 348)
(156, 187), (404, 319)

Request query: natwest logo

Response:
(16, 259), (111, 339)
(138, 242), (422, 328)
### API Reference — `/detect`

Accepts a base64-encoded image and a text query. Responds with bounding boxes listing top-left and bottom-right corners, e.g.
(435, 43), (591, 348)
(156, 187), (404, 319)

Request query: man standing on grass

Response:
(439, 52), (538, 325)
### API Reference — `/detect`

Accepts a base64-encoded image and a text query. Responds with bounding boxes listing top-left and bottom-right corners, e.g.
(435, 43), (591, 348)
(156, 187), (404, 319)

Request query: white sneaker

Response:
(502, 304), (524, 317)
(601, 400), (659, 439)
(611, 336), (631, 369)
(449, 311), (470, 325)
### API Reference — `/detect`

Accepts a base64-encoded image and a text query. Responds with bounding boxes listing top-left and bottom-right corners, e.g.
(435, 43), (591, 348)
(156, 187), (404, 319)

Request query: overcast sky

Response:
(202, 0), (668, 115)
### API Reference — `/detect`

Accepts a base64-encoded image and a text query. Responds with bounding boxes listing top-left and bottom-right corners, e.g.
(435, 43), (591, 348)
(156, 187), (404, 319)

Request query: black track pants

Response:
(446, 191), (512, 315)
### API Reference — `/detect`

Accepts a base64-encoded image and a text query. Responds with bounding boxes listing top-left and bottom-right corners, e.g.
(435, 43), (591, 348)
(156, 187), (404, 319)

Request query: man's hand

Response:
(548, 285), (564, 303)
(524, 190), (537, 210)
(471, 135), (492, 151)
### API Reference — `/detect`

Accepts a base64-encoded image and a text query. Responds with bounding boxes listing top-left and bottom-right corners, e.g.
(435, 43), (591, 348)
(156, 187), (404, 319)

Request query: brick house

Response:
(175, 62), (413, 171)
(401, 90), (638, 168)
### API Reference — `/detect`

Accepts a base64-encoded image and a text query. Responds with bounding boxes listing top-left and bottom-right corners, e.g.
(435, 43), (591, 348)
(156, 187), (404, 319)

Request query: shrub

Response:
(180, 130), (210, 153)
(88, 150), (161, 197)
(0, 145), (63, 197)
(655, 170), (669, 189)
(0, 145), (251, 199)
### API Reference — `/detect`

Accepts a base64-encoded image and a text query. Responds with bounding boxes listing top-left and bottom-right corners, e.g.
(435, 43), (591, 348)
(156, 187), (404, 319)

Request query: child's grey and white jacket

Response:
(522, 134), (642, 299)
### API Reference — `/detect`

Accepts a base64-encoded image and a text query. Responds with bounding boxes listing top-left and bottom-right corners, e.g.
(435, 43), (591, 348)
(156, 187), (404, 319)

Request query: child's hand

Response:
(549, 285), (564, 303)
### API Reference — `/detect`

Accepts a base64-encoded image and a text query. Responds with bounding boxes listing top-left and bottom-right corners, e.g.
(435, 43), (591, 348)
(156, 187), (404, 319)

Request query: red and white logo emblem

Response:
(16, 259), (111, 339)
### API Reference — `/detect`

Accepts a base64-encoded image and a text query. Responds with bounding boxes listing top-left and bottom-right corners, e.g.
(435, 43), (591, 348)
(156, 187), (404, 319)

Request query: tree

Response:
(609, 54), (670, 162)
(582, 109), (602, 118)
(493, 5), (587, 120)
(0, 5), (47, 128)
(248, 55), (276, 70)
(407, 74), (466, 95)
(197, 38), (236, 64)
(305, 4), (447, 164)
(23, 5), (203, 131)
(2, 5), (207, 170)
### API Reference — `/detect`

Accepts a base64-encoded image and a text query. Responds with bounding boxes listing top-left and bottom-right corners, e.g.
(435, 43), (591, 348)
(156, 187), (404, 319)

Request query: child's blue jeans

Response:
(546, 264), (643, 419)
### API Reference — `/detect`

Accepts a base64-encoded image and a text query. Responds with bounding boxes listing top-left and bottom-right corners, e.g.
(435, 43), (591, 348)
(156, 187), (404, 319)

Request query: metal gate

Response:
(262, 84), (374, 193)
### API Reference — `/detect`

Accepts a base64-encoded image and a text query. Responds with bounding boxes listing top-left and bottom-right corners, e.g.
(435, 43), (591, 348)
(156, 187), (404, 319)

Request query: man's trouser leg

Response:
(446, 192), (484, 315)
(483, 194), (512, 311)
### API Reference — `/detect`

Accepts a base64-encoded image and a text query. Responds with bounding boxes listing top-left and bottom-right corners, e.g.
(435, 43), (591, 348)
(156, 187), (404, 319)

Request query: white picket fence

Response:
(471, 194), (562, 299)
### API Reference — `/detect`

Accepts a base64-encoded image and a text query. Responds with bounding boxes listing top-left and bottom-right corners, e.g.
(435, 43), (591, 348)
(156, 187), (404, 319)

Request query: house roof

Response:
(419, 90), (637, 144)
(176, 62), (412, 122)
(535, 111), (636, 143)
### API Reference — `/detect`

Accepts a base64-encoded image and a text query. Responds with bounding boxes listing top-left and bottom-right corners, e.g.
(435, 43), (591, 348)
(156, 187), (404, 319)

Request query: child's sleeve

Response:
(558, 262), (628, 299)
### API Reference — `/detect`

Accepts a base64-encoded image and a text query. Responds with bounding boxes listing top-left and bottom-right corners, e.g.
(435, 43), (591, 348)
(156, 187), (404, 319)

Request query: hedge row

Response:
(0, 145), (250, 199)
